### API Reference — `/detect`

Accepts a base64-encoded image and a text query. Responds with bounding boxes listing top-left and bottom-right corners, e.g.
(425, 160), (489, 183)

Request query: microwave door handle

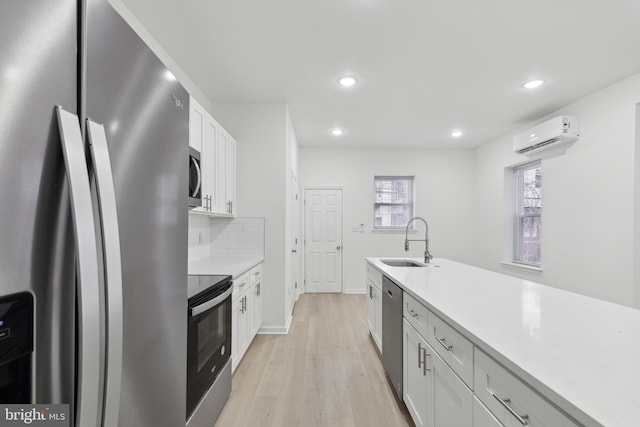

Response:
(191, 156), (201, 198)
(190, 286), (233, 317)
(56, 107), (102, 427)
(86, 119), (124, 427)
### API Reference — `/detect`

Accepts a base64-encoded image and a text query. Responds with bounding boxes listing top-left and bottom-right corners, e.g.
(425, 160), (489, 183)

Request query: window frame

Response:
(373, 176), (416, 230)
(513, 161), (542, 267)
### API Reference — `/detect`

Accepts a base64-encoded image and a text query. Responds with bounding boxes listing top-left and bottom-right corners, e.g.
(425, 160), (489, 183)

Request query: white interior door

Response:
(304, 188), (343, 293)
(291, 173), (301, 303)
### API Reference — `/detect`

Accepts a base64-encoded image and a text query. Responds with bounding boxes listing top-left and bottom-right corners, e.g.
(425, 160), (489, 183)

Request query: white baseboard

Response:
(343, 289), (366, 295)
(257, 314), (292, 335)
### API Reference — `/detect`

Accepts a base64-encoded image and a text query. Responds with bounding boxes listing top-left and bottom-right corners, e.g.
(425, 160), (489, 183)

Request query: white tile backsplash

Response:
(188, 214), (265, 263)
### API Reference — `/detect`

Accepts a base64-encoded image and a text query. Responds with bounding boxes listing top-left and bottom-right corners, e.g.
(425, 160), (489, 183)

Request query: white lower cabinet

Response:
(366, 264), (383, 352)
(474, 348), (579, 427)
(403, 319), (473, 427)
(403, 319), (433, 427)
(473, 397), (503, 427)
(366, 279), (382, 351)
(231, 263), (263, 373)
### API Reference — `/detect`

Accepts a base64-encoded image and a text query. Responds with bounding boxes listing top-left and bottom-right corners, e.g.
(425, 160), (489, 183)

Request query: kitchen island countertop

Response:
(366, 257), (640, 427)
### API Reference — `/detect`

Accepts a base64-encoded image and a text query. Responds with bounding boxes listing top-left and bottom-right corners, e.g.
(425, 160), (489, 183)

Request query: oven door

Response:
(188, 147), (202, 207)
(186, 283), (232, 418)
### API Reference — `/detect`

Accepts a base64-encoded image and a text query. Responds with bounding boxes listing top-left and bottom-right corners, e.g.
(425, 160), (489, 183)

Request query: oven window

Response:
(197, 303), (227, 372)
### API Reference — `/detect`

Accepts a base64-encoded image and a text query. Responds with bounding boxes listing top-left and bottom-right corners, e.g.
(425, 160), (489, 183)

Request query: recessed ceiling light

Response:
(523, 79), (544, 89)
(331, 128), (344, 136)
(451, 130), (463, 138)
(338, 76), (357, 87)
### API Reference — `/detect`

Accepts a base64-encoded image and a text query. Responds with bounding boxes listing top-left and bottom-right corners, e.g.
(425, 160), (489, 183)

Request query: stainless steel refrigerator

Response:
(0, 0), (188, 425)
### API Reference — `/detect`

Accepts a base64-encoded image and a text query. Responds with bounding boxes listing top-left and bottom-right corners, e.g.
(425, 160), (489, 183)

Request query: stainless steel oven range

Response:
(186, 274), (232, 427)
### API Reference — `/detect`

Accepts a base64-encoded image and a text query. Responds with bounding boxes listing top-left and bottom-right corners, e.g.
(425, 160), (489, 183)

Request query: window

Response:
(374, 176), (414, 229)
(514, 161), (542, 266)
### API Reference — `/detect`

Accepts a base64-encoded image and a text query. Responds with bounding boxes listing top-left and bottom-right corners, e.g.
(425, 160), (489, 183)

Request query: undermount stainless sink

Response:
(380, 259), (426, 267)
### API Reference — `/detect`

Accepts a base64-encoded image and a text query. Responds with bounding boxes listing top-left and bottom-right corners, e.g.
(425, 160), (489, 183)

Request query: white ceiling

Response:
(117, 0), (640, 149)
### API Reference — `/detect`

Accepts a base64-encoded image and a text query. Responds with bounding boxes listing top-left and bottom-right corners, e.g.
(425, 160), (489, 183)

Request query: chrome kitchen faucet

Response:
(405, 217), (433, 264)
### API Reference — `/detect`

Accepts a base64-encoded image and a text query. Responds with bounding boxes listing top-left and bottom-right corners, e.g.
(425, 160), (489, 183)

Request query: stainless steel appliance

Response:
(0, 293), (33, 403)
(187, 275), (233, 427)
(189, 147), (202, 208)
(382, 275), (403, 401)
(0, 0), (188, 425)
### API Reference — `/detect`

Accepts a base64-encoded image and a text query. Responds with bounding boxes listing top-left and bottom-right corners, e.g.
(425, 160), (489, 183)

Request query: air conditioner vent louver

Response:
(516, 137), (562, 154)
(513, 116), (579, 157)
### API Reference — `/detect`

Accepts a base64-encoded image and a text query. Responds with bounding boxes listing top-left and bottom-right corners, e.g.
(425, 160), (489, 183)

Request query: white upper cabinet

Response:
(217, 127), (236, 215)
(188, 95), (236, 216)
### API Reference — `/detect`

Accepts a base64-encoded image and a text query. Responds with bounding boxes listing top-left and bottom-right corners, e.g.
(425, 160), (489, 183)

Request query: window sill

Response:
(500, 261), (543, 273)
(371, 228), (418, 234)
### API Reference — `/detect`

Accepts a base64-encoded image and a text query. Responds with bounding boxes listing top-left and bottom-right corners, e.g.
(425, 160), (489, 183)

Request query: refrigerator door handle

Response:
(87, 119), (124, 427)
(55, 107), (102, 427)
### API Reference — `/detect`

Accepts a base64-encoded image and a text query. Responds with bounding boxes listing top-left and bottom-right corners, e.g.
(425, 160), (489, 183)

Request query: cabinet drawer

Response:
(474, 348), (579, 427)
(233, 271), (251, 300)
(366, 263), (382, 288)
(249, 263), (262, 286)
(403, 292), (429, 339)
(426, 310), (473, 388)
(473, 396), (503, 427)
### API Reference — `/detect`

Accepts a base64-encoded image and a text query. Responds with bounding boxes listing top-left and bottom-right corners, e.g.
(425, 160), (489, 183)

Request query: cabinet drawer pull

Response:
(492, 392), (529, 426)
(434, 334), (452, 351)
(408, 309), (418, 318)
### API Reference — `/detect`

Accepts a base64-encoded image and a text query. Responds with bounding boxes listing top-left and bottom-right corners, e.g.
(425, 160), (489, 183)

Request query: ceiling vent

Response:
(513, 116), (579, 156)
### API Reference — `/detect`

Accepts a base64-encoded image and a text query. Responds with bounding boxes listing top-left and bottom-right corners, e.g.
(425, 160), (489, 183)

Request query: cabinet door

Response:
(216, 129), (228, 214)
(253, 281), (262, 336)
(225, 136), (236, 215)
(202, 115), (218, 211)
(473, 396), (503, 427)
(373, 284), (383, 350)
(245, 291), (255, 347)
(431, 342), (473, 427)
(403, 319), (433, 427)
(366, 281), (375, 333)
(231, 296), (241, 372)
(189, 95), (204, 151)
(189, 96), (207, 212)
(238, 295), (249, 355)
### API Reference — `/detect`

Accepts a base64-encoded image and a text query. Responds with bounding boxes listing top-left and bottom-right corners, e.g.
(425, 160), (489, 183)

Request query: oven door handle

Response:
(190, 286), (233, 317)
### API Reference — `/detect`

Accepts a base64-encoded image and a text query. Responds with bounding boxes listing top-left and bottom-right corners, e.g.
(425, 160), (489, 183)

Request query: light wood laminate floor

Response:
(214, 293), (414, 427)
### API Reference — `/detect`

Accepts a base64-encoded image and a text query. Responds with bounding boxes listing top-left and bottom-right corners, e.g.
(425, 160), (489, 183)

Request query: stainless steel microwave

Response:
(189, 147), (202, 207)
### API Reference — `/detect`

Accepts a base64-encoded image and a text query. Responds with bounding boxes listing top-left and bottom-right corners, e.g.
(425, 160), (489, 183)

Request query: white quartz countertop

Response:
(189, 255), (264, 278)
(366, 257), (640, 427)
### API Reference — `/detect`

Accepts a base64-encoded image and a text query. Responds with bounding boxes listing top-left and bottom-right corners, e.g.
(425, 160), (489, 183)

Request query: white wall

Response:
(474, 73), (640, 307)
(299, 147), (475, 293)
(209, 103), (296, 331)
(635, 105), (640, 309)
(107, 0), (213, 112)
(285, 108), (299, 316)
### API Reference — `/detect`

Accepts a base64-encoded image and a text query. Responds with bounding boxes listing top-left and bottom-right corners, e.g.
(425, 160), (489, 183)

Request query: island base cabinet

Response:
(474, 348), (580, 427)
(404, 319), (433, 427)
(431, 342), (473, 427)
(403, 319), (473, 427)
(473, 397), (503, 427)
(366, 279), (382, 352)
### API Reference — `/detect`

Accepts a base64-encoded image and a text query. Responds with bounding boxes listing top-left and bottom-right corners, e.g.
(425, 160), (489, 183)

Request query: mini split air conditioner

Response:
(513, 116), (579, 156)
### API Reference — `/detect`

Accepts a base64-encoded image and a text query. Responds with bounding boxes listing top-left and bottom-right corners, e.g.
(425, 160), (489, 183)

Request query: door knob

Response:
(292, 249), (297, 253)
